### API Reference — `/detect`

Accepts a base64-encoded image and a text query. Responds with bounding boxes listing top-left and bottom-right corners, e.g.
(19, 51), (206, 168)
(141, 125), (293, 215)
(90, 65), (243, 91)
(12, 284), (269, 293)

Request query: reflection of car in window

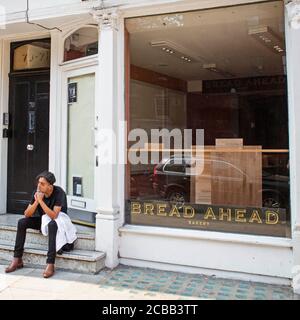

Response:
(261, 170), (289, 208)
(151, 155), (289, 208)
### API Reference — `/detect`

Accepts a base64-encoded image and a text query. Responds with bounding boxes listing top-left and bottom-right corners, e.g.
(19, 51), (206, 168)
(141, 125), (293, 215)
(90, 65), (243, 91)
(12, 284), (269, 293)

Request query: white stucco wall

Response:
(0, 0), (271, 25)
(0, 0), (79, 13)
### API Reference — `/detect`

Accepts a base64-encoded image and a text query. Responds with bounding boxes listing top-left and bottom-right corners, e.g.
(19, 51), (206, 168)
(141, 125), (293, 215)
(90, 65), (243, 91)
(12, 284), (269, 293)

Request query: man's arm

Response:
(37, 193), (61, 220)
(24, 194), (39, 218)
(39, 202), (61, 220)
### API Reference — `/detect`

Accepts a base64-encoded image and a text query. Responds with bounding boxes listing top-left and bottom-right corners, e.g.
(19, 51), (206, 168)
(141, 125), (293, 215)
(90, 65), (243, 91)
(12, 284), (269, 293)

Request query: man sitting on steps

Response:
(5, 171), (77, 278)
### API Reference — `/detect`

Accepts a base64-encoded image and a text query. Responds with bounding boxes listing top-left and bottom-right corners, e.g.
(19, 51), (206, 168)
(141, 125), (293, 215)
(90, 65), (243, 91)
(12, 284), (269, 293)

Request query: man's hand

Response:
(35, 191), (45, 203)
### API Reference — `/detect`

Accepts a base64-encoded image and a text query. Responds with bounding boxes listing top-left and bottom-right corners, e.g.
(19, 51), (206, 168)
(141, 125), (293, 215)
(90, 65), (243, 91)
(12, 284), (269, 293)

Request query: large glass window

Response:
(125, 1), (290, 237)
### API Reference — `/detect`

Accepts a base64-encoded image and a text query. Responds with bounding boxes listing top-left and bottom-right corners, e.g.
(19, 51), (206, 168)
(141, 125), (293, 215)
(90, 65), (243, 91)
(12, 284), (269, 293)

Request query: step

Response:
(0, 240), (105, 274)
(0, 225), (95, 251)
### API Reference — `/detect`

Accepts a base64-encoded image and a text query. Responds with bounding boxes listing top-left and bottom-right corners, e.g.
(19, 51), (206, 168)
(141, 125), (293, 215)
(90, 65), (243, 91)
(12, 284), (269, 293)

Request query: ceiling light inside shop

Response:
(248, 25), (285, 55)
(203, 63), (235, 78)
(150, 40), (197, 63)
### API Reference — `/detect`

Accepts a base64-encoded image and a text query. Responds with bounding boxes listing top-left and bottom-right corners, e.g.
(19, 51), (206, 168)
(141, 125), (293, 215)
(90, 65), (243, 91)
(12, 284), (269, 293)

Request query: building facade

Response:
(0, 0), (300, 293)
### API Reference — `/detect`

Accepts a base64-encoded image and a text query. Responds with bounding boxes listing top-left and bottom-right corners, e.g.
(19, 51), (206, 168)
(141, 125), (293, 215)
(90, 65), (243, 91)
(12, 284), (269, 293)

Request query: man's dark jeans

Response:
(14, 217), (58, 264)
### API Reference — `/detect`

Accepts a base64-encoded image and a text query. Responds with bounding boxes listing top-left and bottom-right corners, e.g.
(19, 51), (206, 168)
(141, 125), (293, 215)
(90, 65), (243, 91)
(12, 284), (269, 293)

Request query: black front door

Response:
(7, 72), (50, 213)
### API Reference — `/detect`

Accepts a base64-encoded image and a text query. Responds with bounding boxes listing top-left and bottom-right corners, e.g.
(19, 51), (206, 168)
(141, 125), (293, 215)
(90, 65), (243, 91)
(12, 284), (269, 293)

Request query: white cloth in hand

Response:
(41, 212), (77, 252)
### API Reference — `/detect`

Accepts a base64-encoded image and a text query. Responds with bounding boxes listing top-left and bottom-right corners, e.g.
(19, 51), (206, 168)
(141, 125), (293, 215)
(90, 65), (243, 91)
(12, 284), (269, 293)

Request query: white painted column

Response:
(285, 1), (300, 294)
(92, 9), (122, 269)
(0, 39), (9, 214)
(49, 30), (63, 184)
(0, 39), (6, 214)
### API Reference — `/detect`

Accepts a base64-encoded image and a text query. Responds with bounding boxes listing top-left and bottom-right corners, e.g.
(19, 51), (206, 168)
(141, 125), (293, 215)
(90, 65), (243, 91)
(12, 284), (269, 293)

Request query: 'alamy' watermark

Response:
(95, 121), (205, 174)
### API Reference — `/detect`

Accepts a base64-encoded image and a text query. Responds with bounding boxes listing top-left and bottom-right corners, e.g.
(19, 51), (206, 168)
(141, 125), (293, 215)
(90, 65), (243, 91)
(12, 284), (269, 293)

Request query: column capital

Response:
(286, 1), (300, 29)
(90, 8), (122, 31)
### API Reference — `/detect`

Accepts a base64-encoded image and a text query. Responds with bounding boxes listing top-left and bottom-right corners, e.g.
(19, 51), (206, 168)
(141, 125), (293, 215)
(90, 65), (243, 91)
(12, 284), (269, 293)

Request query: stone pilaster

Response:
(285, 0), (300, 294)
(91, 8), (122, 269)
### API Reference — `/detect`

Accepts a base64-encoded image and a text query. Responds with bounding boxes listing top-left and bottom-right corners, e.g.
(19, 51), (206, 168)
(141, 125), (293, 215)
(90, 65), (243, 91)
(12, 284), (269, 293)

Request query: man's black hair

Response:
(35, 171), (56, 185)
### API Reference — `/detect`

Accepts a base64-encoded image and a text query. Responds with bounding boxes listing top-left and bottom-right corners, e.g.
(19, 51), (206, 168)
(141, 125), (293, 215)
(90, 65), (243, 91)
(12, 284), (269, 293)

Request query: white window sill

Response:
(119, 224), (292, 248)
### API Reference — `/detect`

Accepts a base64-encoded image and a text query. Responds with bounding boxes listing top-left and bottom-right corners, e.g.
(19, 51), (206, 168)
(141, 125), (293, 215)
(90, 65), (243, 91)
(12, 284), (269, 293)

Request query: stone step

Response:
(0, 240), (105, 274)
(0, 225), (95, 251)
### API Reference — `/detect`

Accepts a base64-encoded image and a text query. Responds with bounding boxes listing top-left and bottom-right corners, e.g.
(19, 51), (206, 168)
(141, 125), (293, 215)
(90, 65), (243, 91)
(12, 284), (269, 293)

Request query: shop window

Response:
(125, 1), (290, 237)
(64, 27), (98, 62)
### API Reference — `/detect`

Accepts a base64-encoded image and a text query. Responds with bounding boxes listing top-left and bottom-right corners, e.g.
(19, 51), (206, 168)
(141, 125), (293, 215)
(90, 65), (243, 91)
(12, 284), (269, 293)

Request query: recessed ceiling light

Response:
(150, 40), (198, 63)
(248, 25), (285, 55)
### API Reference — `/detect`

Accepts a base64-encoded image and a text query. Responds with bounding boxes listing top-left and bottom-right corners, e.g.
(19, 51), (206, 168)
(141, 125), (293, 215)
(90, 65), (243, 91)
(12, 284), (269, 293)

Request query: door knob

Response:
(27, 144), (34, 151)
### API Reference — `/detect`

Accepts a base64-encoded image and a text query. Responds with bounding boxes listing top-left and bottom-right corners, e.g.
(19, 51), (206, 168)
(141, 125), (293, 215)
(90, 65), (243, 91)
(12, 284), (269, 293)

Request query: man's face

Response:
(37, 177), (51, 193)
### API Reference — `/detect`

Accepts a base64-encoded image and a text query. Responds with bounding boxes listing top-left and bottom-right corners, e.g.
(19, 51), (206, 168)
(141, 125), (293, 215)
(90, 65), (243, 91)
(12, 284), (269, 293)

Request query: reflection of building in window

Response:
(64, 27), (98, 62)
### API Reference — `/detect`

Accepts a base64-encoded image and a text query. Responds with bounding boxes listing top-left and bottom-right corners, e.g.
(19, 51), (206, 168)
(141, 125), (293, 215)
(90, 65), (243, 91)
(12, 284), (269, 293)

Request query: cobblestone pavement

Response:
(0, 262), (299, 300)
(96, 265), (300, 300)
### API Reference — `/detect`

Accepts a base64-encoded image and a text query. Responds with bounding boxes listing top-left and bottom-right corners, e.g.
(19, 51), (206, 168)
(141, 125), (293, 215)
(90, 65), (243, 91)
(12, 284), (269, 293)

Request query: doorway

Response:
(7, 39), (50, 214)
(7, 73), (50, 213)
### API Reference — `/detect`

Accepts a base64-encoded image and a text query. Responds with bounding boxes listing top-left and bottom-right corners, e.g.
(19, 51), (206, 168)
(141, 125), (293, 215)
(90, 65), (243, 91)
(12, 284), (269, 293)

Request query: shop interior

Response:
(125, 1), (289, 236)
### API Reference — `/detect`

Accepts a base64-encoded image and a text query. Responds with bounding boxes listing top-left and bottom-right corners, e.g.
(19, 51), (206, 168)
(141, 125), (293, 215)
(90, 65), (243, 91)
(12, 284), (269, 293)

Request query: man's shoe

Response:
(63, 243), (74, 252)
(60, 240), (76, 252)
(43, 264), (55, 278)
(5, 257), (23, 273)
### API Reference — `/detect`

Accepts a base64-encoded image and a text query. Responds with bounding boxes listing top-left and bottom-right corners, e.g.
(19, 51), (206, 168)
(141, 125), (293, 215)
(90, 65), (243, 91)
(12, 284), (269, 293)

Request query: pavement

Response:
(0, 261), (299, 300)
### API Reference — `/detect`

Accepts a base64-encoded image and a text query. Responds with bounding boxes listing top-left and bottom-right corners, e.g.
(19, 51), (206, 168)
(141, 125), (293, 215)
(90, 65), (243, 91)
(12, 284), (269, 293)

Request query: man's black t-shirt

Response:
(30, 186), (68, 217)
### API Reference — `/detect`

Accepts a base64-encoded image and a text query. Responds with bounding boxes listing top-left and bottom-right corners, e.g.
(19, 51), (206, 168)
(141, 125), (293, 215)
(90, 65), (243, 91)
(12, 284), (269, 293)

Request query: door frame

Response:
(0, 32), (50, 214)
(60, 63), (99, 213)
